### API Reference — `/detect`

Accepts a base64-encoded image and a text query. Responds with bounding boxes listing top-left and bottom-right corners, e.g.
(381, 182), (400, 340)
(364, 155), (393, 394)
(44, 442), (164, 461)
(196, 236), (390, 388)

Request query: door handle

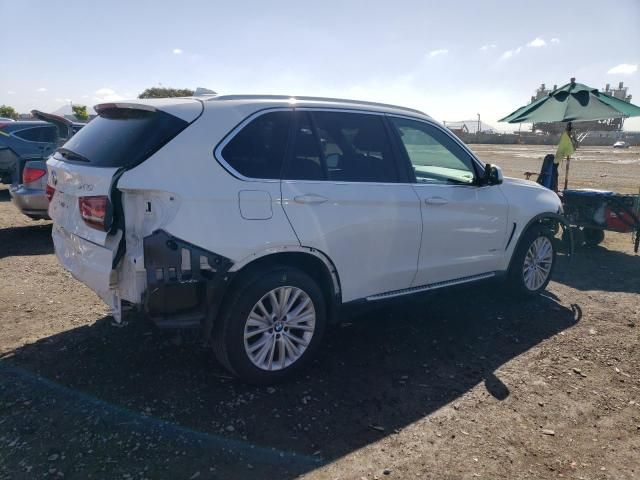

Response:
(425, 196), (448, 206)
(294, 194), (328, 205)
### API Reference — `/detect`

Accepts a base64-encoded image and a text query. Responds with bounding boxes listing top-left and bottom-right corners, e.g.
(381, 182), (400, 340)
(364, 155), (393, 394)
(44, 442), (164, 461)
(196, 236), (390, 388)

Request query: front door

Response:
(388, 116), (509, 286)
(280, 110), (422, 302)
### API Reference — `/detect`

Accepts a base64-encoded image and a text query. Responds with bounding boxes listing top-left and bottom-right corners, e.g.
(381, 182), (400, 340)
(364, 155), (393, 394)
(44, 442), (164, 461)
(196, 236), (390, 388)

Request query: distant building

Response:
(443, 120), (496, 134)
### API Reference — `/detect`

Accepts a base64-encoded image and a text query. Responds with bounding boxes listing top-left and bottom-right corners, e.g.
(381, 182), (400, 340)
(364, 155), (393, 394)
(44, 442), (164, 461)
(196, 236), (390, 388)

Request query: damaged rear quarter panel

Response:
(113, 102), (301, 320)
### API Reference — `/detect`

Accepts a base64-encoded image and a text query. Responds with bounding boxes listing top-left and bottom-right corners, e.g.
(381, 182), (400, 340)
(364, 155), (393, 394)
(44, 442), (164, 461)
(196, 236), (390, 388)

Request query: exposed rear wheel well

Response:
(225, 252), (341, 322)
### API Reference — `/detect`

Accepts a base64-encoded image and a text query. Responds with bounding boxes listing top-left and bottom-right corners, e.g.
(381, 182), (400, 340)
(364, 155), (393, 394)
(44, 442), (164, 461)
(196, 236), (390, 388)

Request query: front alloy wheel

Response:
(522, 236), (554, 291)
(508, 226), (556, 296)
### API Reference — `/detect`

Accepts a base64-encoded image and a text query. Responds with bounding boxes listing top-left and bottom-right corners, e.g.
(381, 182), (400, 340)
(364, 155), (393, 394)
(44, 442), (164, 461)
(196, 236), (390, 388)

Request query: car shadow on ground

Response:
(0, 223), (53, 258)
(2, 285), (581, 478)
(554, 244), (640, 294)
(0, 188), (10, 202)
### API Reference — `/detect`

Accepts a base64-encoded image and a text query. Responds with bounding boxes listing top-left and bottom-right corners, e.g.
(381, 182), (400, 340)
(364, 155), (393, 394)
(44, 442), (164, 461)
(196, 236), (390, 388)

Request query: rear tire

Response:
(583, 228), (605, 247)
(508, 226), (556, 297)
(212, 267), (326, 384)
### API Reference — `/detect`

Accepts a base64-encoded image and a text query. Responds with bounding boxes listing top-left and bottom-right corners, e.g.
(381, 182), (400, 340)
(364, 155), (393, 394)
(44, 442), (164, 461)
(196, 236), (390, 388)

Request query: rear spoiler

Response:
(94, 103), (157, 114)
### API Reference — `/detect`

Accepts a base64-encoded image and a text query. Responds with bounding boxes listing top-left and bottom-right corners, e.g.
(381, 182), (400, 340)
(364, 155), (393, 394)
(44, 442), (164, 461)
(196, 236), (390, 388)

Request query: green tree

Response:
(0, 105), (18, 120)
(72, 104), (89, 121)
(138, 87), (194, 99)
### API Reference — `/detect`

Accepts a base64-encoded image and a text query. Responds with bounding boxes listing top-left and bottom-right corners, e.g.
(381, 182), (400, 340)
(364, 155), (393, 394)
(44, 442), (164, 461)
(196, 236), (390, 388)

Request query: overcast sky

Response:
(1, 0), (639, 131)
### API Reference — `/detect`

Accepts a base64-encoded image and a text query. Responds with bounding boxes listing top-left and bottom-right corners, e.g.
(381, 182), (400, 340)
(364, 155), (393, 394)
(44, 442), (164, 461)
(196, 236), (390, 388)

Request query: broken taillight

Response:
(79, 195), (109, 231)
(22, 166), (47, 184)
(45, 184), (55, 202)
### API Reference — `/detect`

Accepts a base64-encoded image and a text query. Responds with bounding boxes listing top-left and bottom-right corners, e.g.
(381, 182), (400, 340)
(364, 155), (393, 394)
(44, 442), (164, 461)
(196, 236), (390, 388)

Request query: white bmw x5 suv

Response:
(47, 95), (565, 384)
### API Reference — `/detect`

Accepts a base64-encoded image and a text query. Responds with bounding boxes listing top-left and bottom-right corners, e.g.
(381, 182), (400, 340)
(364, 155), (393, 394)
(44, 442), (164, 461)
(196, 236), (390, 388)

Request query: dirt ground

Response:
(0, 144), (638, 480)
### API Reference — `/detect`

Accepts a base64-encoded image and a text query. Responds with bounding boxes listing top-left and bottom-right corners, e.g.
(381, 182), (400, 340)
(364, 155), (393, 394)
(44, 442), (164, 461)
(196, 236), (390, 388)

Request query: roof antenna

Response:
(194, 87), (217, 97)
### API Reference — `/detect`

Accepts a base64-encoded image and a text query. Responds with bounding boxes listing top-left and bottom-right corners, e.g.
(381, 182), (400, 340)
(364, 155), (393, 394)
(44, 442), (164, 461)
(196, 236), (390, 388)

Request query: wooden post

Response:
(564, 155), (571, 190)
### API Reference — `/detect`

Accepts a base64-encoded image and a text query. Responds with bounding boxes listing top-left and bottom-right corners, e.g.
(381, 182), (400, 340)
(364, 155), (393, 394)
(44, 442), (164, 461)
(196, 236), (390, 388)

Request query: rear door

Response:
(280, 110), (422, 302)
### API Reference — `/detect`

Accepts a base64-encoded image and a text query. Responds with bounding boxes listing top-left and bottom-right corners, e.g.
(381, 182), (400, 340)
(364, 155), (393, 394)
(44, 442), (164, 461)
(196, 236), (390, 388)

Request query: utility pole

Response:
(477, 113), (481, 134)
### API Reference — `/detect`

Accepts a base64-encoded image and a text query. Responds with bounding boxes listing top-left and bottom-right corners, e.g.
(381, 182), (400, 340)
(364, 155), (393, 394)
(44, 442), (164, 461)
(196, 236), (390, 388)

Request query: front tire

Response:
(212, 267), (326, 384)
(508, 226), (556, 296)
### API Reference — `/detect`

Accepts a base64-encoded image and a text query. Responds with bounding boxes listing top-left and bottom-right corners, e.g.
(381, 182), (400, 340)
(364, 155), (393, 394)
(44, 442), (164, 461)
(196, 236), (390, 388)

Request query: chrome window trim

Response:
(214, 106), (422, 184)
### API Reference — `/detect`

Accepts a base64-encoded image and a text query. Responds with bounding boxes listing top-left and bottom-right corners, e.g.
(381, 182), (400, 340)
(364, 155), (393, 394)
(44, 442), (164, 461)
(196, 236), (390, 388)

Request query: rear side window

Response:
(14, 126), (57, 143)
(221, 111), (291, 179)
(313, 111), (398, 183)
(284, 112), (325, 181)
(284, 111), (399, 183)
(57, 108), (189, 168)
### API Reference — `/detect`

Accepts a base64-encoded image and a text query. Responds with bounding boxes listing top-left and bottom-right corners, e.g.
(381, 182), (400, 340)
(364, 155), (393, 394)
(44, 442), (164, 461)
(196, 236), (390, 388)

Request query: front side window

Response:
(221, 111), (291, 179)
(390, 117), (476, 185)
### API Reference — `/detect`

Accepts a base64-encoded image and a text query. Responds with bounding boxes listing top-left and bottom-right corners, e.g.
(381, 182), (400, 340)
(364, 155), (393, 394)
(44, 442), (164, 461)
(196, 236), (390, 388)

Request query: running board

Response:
(365, 272), (496, 301)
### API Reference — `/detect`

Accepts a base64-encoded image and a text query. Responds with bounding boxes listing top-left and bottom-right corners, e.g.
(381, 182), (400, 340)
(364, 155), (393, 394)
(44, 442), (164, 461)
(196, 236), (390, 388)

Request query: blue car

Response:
(2, 111), (84, 219)
(0, 111), (84, 184)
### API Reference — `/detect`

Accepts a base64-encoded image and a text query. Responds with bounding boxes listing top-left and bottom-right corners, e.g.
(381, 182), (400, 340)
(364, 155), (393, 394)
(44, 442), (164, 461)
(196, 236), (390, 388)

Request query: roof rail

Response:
(207, 94), (427, 116)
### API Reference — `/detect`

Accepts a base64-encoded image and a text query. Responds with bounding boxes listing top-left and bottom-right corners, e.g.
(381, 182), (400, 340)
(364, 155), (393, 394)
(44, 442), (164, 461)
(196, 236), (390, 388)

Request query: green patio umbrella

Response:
(499, 79), (640, 190)
(499, 79), (640, 124)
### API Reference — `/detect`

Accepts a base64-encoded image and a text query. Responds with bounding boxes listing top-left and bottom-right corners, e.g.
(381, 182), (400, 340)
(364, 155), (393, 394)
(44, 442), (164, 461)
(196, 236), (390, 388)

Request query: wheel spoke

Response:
(244, 324), (272, 339)
(288, 324), (315, 332)
(287, 312), (315, 326)
(284, 289), (302, 313)
(279, 287), (291, 316)
(247, 314), (270, 328)
(276, 336), (286, 369)
(247, 334), (271, 354)
(284, 331), (309, 348)
(290, 297), (311, 317)
(255, 336), (274, 366)
(268, 291), (280, 316)
(282, 334), (300, 359)
(523, 267), (533, 285)
(266, 336), (277, 370)
(534, 268), (543, 288)
(255, 299), (270, 319)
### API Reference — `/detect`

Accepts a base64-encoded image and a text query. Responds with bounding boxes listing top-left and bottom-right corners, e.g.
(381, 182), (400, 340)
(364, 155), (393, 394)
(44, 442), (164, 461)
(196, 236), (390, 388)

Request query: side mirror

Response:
(483, 163), (503, 185)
